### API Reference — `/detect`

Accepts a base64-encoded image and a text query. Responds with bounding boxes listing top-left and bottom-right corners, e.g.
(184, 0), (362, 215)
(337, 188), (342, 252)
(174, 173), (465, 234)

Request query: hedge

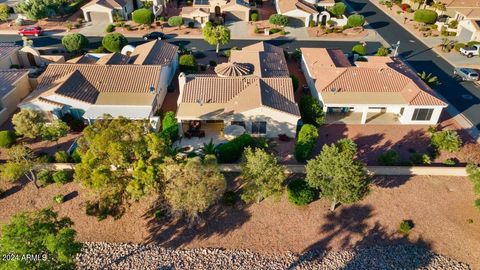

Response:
(299, 96), (324, 127)
(294, 124), (318, 162)
(132, 8), (154, 25)
(54, 150), (69, 163)
(161, 111), (178, 143)
(287, 179), (317, 205)
(0, 130), (16, 148)
(413, 9), (437, 24)
(52, 170), (72, 184)
(377, 150), (400, 165)
(347, 14), (365, 27)
(216, 134), (255, 163)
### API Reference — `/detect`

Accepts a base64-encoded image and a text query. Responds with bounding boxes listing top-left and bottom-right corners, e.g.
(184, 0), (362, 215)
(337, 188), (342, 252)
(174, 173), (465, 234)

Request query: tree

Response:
(163, 155), (226, 221)
(161, 111), (178, 143)
(102, 33), (128, 53)
(240, 147), (286, 203)
(430, 129), (462, 153)
(413, 9), (438, 24)
(347, 14), (365, 27)
(0, 208), (82, 270)
(328, 2), (346, 18)
(306, 139), (369, 211)
(417, 71), (440, 87)
(298, 96), (324, 127)
(0, 3), (9, 22)
(202, 24), (231, 54)
(132, 8), (154, 26)
(352, 43), (366, 55)
(0, 145), (39, 188)
(179, 54), (198, 72)
(0, 130), (16, 148)
(61, 33), (89, 53)
(168, 16), (184, 29)
(41, 119), (69, 143)
(375, 46), (389, 56)
(269, 14), (289, 27)
(16, 0), (70, 20)
(294, 124), (318, 162)
(12, 109), (46, 139)
(412, 0), (424, 9)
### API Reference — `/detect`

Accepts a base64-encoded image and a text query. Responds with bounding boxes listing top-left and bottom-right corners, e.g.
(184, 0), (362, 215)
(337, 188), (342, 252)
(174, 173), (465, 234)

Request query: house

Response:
(82, 0), (165, 23)
(274, 0), (334, 27)
(457, 19), (480, 41)
(181, 0), (251, 27)
(0, 43), (21, 69)
(176, 42), (300, 138)
(19, 40), (178, 128)
(0, 69), (32, 125)
(438, 0), (480, 41)
(301, 48), (447, 125)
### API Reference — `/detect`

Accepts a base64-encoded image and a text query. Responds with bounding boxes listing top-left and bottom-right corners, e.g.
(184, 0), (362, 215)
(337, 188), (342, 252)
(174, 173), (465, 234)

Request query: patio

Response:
(173, 121), (227, 150)
(326, 112), (401, 125)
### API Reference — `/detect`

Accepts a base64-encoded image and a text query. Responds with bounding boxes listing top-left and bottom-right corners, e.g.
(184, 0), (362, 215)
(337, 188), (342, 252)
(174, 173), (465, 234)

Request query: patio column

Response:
(360, 107), (368, 124)
(177, 122), (183, 137)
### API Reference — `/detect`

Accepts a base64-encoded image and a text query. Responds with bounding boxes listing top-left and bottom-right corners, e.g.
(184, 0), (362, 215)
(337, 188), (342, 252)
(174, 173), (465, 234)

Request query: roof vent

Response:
(149, 85), (155, 93)
(330, 87), (337, 94)
(196, 98), (204, 106)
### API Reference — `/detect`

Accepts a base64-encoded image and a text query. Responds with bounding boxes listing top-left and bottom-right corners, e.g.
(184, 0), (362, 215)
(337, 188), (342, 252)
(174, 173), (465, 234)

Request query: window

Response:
(251, 121), (267, 134)
(231, 121), (246, 128)
(411, 108), (434, 121)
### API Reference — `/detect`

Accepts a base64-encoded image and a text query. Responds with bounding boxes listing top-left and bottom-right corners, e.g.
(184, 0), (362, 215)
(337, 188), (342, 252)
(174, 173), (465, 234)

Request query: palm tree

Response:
(417, 71), (441, 87)
(431, 1), (446, 14)
(201, 139), (217, 155)
(412, 0), (424, 9)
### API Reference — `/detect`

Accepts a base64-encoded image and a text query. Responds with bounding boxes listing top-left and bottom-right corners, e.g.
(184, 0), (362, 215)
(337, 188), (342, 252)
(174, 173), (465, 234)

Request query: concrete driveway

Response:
(79, 20), (110, 37)
(226, 21), (249, 39)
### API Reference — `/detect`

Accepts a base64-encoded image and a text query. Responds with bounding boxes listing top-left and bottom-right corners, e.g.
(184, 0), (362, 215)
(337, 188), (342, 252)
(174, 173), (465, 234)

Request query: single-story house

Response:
(301, 48), (447, 125)
(181, 0), (251, 27)
(82, 0), (165, 23)
(457, 19), (480, 41)
(19, 40), (178, 128)
(0, 69), (32, 125)
(0, 42), (20, 69)
(274, 0), (334, 27)
(176, 42), (300, 138)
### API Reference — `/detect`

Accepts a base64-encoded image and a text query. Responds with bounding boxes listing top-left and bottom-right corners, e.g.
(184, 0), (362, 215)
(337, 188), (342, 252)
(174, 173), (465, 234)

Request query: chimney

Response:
(177, 72), (187, 106)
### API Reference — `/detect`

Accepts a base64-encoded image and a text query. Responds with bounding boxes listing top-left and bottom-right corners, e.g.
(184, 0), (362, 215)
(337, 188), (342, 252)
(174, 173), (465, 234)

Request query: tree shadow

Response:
(63, 191), (79, 202)
(0, 178), (28, 200)
(367, 21), (389, 30)
(371, 175), (411, 188)
(287, 204), (434, 269)
(359, 11), (376, 18)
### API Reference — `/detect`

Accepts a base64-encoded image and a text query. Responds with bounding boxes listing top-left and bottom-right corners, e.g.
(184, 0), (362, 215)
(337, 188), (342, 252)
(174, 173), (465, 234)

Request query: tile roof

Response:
(130, 40), (179, 65)
(301, 48), (446, 107)
(96, 52), (130, 65)
(84, 0), (127, 9)
(230, 42), (289, 77)
(0, 42), (19, 61)
(0, 69), (28, 97)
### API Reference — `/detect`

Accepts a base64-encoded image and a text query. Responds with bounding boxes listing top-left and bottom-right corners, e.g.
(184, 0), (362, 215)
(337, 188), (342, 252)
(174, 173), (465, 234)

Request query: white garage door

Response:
(89, 11), (110, 22)
(459, 27), (474, 41)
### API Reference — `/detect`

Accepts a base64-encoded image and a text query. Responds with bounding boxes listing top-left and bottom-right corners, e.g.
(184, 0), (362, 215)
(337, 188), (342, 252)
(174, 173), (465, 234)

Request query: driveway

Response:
(226, 20), (249, 39)
(78, 20), (110, 37)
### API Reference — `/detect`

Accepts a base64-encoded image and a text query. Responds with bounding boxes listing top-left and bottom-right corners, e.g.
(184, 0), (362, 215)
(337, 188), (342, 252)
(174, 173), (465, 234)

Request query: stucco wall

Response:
(0, 49), (20, 69)
(0, 74), (31, 125)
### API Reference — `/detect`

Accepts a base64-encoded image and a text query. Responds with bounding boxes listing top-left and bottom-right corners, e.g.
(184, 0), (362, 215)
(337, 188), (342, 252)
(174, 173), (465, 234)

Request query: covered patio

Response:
(325, 111), (401, 125)
(173, 120), (228, 149)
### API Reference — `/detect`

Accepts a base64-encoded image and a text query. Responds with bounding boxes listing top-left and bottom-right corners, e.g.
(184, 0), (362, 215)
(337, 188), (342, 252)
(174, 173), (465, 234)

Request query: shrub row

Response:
(216, 134), (255, 163)
(294, 124), (318, 162)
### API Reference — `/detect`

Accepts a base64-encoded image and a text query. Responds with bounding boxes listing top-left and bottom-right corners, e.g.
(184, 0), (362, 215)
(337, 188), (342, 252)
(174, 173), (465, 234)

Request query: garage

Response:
(88, 11), (111, 23)
(289, 16), (306, 27)
(225, 10), (246, 22)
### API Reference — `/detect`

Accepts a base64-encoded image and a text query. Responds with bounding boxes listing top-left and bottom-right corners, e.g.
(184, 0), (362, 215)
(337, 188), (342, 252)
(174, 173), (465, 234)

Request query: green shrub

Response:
(430, 130), (461, 153)
(154, 209), (164, 220)
(71, 150), (81, 163)
(352, 44), (366, 55)
(290, 74), (299, 91)
(413, 9), (438, 24)
(54, 150), (69, 163)
(222, 190), (237, 206)
(188, 21), (195, 28)
(454, 42), (466, 52)
(53, 194), (65, 204)
(250, 13), (258, 22)
(132, 8), (154, 25)
(399, 220), (413, 234)
(378, 150), (400, 165)
(309, 20), (316, 27)
(443, 158), (456, 166)
(102, 33), (128, 53)
(216, 134), (255, 163)
(0, 130), (16, 148)
(328, 2), (346, 18)
(269, 28), (281, 34)
(179, 54), (198, 72)
(168, 16), (184, 29)
(294, 124), (318, 162)
(409, 153), (431, 165)
(375, 46), (389, 56)
(287, 179), (317, 205)
(52, 170), (71, 184)
(475, 199), (480, 209)
(299, 96), (324, 127)
(161, 111), (178, 143)
(347, 14), (365, 27)
(467, 41), (480, 47)
(105, 24), (115, 33)
(61, 33), (89, 53)
(467, 218), (474, 223)
(37, 170), (53, 187)
(269, 14), (288, 27)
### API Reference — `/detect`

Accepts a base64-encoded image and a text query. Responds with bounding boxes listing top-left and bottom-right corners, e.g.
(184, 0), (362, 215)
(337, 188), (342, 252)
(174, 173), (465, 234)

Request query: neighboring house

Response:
(275, 0), (333, 27)
(438, 0), (480, 41)
(82, 0), (165, 23)
(0, 69), (32, 125)
(301, 48), (447, 125)
(176, 42), (300, 138)
(0, 43), (20, 69)
(457, 19), (480, 41)
(19, 40), (178, 128)
(181, 0), (251, 27)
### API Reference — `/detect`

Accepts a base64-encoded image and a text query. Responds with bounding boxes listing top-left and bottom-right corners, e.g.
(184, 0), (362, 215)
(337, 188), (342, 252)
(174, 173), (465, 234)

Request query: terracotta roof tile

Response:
(0, 69), (28, 97)
(131, 40), (178, 66)
(0, 42), (19, 61)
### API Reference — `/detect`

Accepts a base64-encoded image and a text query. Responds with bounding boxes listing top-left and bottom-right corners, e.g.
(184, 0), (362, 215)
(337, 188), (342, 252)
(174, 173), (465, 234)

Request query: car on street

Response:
(453, 67), (479, 81)
(142, 32), (165, 40)
(18, 26), (43, 37)
(460, 44), (480, 58)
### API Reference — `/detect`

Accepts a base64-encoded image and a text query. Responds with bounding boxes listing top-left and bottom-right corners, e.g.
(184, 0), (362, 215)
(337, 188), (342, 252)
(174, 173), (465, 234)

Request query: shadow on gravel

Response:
(287, 204), (433, 269)
(143, 173), (251, 248)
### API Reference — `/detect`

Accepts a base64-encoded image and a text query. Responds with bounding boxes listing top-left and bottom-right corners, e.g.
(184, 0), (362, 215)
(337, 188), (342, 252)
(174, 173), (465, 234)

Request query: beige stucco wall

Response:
(0, 48), (20, 69)
(0, 73), (32, 125)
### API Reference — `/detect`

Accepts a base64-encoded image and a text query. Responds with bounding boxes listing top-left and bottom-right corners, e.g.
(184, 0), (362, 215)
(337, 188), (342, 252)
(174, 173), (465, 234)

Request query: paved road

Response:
(345, 0), (480, 130)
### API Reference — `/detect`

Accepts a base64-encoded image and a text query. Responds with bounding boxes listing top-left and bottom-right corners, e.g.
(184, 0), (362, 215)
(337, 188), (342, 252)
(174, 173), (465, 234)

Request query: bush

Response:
(61, 33), (89, 53)
(102, 33), (128, 53)
(269, 28), (281, 34)
(443, 158), (456, 166)
(400, 3), (410, 11)
(250, 13), (258, 22)
(132, 8), (154, 25)
(269, 14), (288, 27)
(287, 179), (317, 205)
(294, 124), (318, 162)
(0, 130), (16, 148)
(290, 74), (299, 91)
(413, 9), (438, 24)
(475, 199), (480, 209)
(161, 111), (178, 143)
(375, 46), (389, 56)
(328, 2), (347, 18)
(52, 170), (72, 184)
(352, 44), (366, 55)
(105, 24), (115, 33)
(216, 134), (255, 163)
(454, 42), (465, 52)
(54, 150), (69, 163)
(179, 54), (198, 72)
(222, 190), (237, 206)
(399, 220), (413, 234)
(188, 21), (195, 28)
(168, 16), (183, 29)
(53, 194), (65, 204)
(378, 150), (400, 165)
(409, 153), (431, 165)
(430, 130), (462, 153)
(299, 96), (324, 127)
(71, 149), (82, 163)
(347, 14), (365, 27)
(37, 170), (53, 187)
(309, 20), (316, 27)
(209, 60), (217, 67)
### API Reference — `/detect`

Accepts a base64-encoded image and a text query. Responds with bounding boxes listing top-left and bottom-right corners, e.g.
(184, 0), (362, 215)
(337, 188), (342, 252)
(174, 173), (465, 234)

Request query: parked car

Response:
(142, 32), (164, 40)
(460, 44), (480, 58)
(453, 67), (479, 81)
(18, 26), (43, 37)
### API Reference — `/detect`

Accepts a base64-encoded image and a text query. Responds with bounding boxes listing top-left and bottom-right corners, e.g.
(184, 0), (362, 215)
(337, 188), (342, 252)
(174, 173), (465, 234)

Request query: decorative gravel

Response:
(76, 242), (471, 270)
